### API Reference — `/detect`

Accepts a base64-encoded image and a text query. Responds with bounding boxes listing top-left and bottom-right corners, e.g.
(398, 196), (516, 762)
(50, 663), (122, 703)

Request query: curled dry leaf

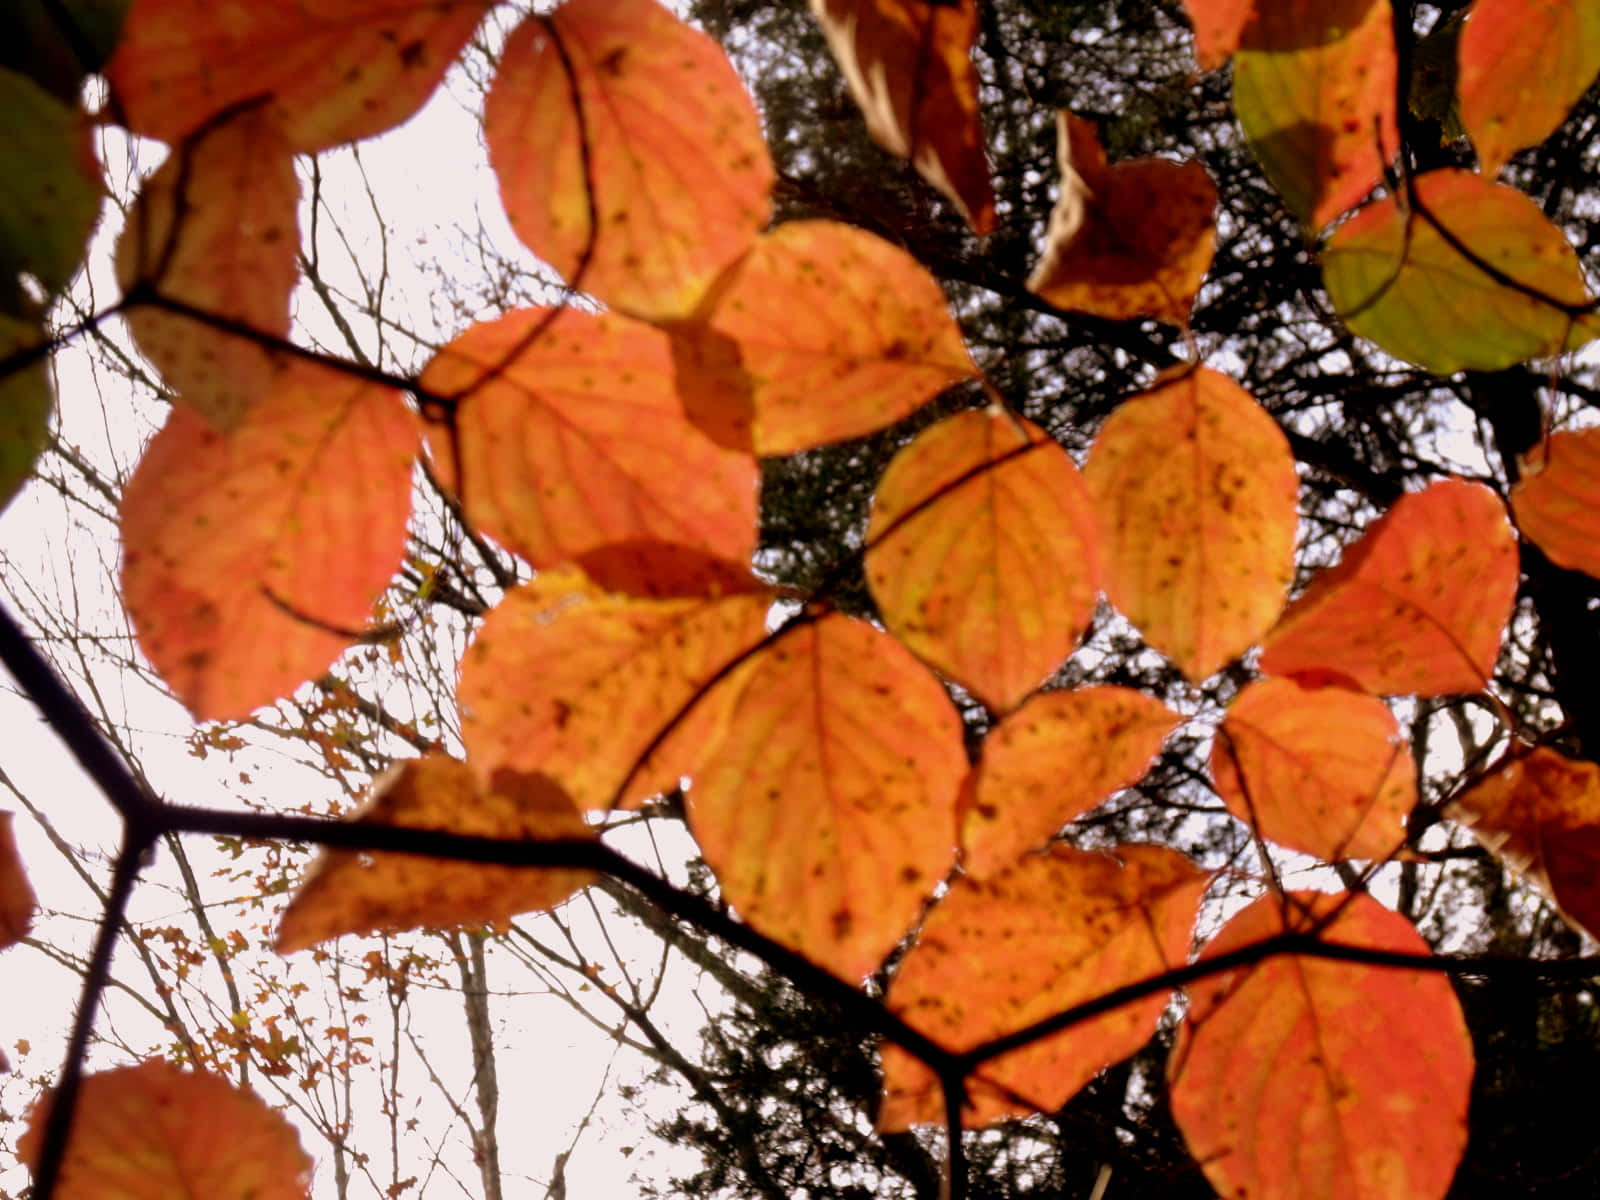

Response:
(1511, 426), (1600, 579)
(809, 0), (995, 233)
(0, 812), (37, 949)
(276, 756), (595, 953)
(1260, 477), (1518, 697)
(1027, 112), (1217, 326)
(20, 1061), (313, 1199)
(115, 104), (299, 430)
(485, 0), (773, 321)
(880, 844), (1207, 1130)
(1085, 367), (1299, 681)
(864, 408), (1102, 714)
(1171, 891), (1473, 1200)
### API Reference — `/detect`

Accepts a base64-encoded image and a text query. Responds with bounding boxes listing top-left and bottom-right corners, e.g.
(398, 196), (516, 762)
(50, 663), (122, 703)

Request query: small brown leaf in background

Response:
(0, 812), (37, 949)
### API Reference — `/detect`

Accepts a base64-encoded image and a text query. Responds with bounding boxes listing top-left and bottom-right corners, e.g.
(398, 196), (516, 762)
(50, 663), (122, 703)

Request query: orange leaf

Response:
(1459, 0), (1600, 176)
(864, 409), (1102, 714)
(276, 756), (594, 953)
(809, 0), (995, 233)
(1178, 0), (1256, 69)
(115, 105), (298, 430)
(120, 362), (419, 721)
(20, 1061), (312, 1198)
(961, 687), (1178, 878)
(1213, 678), (1414, 861)
(1448, 745), (1600, 941)
(1323, 168), (1600, 373)
(1170, 891), (1472, 1200)
(1027, 112), (1217, 326)
(420, 306), (758, 572)
(673, 219), (979, 455)
(688, 614), (967, 981)
(880, 844), (1207, 1130)
(107, 0), (490, 150)
(0, 812), (36, 949)
(1260, 478), (1518, 697)
(1084, 367), (1298, 680)
(1232, 0), (1399, 230)
(484, 0), (773, 321)
(459, 564), (771, 812)
(1510, 426), (1600, 578)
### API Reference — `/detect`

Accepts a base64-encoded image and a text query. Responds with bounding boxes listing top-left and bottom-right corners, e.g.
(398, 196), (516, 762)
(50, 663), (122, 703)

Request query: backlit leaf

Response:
(689, 614), (967, 981)
(0, 812), (35, 949)
(961, 687), (1178, 878)
(420, 306), (758, 572)
(673, 219), (979, 455)
(120, 362), (419, 721)
(2, 0), (129, 102)
(460, 564), (770, 812)
(1084, 367), (1298, 680)
(864, 408), (1102, 714)
(115, 104), (299, 430)
(809, 0), (995, 233)
(880, 844), (1207, 1130)
(20, 1061), (312, 1199)
(1448, 745), (1600, 942)
(1213, 678), (1414, 861)
(485, 0), (773, 321)
(1510, 426), (1600, 578)
(0, 314), (53, 514)
(107, 0), (490, 150)
(1459, 0), (1600, 176)
(1323, 168), (1599, 374)
(1178, 0), (1255, 69)
(1232, 0), (1399, 230)
(276, 756), (593, 953)
(0, 67), (101, 296)
(1027, 112), (1217, 325)
(1170, 891), (1472, 1200)
(1260, 478), (1518, 696)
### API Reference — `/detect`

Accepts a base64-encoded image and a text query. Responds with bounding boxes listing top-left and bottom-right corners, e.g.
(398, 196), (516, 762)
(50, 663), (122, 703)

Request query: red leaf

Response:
(1085, 367), (1299, 680)
(120, 362), (419, 721)
(810, 0), (995, 233)
(419, 306), (758, 573)
(1510, 426), (1600, 579)
(107, 0), (490, 150)
(864, 408), (1102, 714)
(688, 614), (967, 981)
(1260, 478), (1518, 697)
(485, 0), (773, 321)
(21, 1062), (313, 1198)
(115, 104), (299, 429)
(880, 845), (1207, 1129)
(0, 812), (36, 950)
(1171, 892), (1472, 1200)
(1178, 0), (1256, 69)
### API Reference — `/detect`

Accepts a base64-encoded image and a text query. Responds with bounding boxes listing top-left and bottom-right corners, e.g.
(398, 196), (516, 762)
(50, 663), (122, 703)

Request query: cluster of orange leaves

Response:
(7, 0), (1600, 1196)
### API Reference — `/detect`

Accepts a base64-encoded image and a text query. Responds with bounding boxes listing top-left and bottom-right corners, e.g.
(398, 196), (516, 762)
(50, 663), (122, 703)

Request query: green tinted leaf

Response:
(0, 314), (53, 513)
(0, 67), (100, 296)
(0, 0), (129, 100)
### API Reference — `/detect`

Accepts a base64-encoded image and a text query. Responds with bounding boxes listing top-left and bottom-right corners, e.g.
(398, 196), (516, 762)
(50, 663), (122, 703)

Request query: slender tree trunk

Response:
(453, 930), (503, 1200)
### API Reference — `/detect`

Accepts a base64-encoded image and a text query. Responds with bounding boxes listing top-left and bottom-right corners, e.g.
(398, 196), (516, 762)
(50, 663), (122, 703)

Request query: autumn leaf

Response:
(419, 306), (758, 573)
(672, 219), (979, 455)
(1213, 677), (1414, 861)
(1459, 0), (1600, 176)
(120, 361), (419, 721)
(1084, 367), (1299, 680)
(485, 0), (773, 321)
(277, 756), (594, 953)
(0, 812), (36, 949)
(864, 408), (1102, 714)
(0, 66), (101, 297)
(459, 564), (771, 812)
(1448, 745), (1600, 942)
(107, 0), (490, 150)
(1232, 0), (1399, 231)
(1260, 477), (1518, 697)
(1170, 891), (1473, 1200)
(115, 104), (299, 429)
(1323, 168), (1600, 374)
(961, 687), (1178, 878)
(1510, 426), (1600, 579)
(809, 0), (995, 233)
(1027, 112), (1217, 326)
(3, 0), (128, 103)
(1178, 0), (1255, 69)
(20, 1061), (313, 1198)
(688, 614), (967, 981)
(0, 313), (53, 514)
(880, 844), (1207, 1130)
